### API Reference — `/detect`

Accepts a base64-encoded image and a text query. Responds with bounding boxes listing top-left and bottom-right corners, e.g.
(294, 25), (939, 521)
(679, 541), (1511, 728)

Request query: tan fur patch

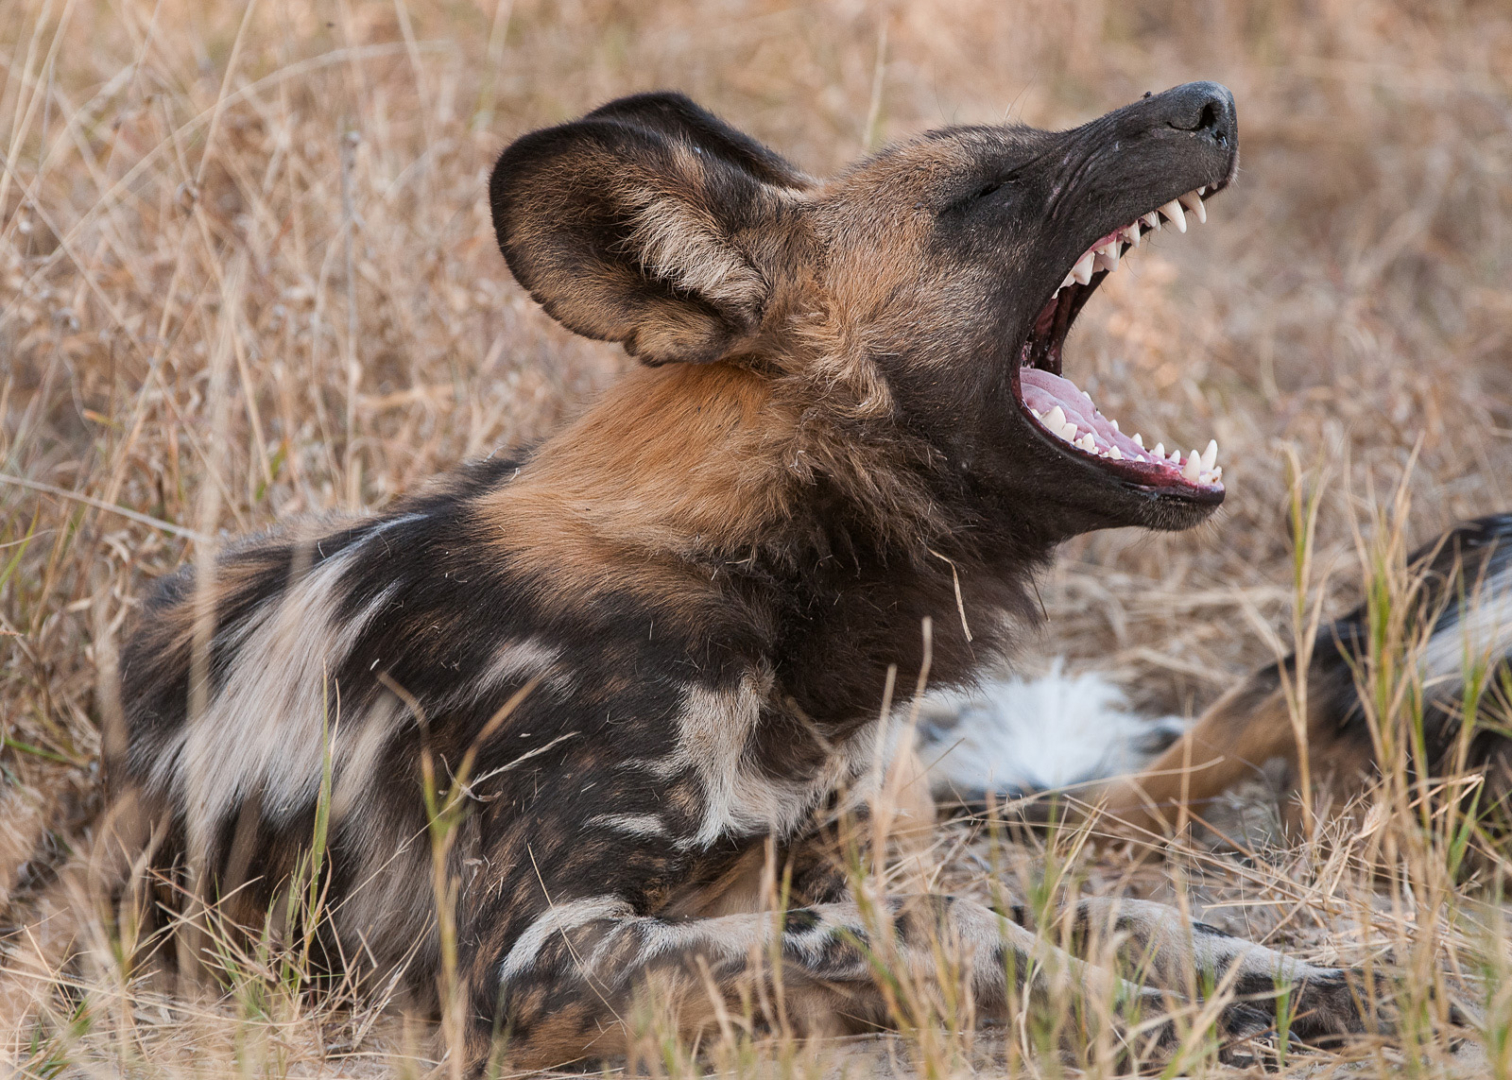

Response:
(1091, 677), (1355, 834)
(476, 362), (800, 611)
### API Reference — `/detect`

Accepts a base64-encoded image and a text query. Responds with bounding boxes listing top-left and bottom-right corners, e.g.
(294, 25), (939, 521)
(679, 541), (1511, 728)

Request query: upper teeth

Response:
(1055, 187), (1208, 294)
(1031, 186), (1219, 487)
(1069, 250), (1095, 286)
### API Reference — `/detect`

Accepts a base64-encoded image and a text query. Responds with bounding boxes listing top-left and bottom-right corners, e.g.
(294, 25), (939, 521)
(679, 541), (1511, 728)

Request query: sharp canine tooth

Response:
(1153, 442), (1164, 459)
(1179, 190), (1206, 224)
(1132, 432), (1143, 447)
(1161, 199), (1186, 232)
(1109, 446), (1122, 460)
(1182, 453), (1201, 481)
(1141, 211), (1161, 230)
(1095, 243), (1120, 273)
(1124, 221), (1141, 247)
(1201, 439), (1217, 471)
(1045, 405), (1066, 431)
(1071, 250), (1095, 285)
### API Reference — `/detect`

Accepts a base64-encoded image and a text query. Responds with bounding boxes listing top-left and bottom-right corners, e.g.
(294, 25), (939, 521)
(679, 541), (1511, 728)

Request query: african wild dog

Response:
(112, 85), (1405, 1069)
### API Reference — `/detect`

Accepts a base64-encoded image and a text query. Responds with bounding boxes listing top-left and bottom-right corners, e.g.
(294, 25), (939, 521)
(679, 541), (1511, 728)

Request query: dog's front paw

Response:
(1112, 988), (1273, 1069)
(1273, 966), (1467, 1047)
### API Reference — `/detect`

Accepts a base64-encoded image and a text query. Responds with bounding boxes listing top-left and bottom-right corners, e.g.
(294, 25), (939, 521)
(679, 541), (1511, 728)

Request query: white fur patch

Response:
(1419, 557), (1512, 694)
(917, 659), (1185, 797)
(586, 813), (670, 839)
(448, 637), (571, 710)
(499, 895), (634, 984)
(158, 547), (399, 864)
(655, 670), (878, 848)
(153, 506), (574, 869)
(329, 696), (405, 823)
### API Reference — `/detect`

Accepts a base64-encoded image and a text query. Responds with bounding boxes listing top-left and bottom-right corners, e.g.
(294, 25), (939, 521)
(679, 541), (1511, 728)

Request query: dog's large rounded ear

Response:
(490, 93), (810, 365)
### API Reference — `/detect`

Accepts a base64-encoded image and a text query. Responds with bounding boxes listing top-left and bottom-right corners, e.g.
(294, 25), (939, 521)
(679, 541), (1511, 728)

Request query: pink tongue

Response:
(1020, 368), (1166, 464)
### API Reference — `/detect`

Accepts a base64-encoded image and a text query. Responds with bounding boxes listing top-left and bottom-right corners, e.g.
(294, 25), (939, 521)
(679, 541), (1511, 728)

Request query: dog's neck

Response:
(483, 360), (1051, 725)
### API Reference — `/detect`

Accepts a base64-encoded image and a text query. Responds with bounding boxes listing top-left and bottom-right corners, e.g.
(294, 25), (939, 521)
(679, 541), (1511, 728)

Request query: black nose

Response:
(1149, 81), (1236, 148)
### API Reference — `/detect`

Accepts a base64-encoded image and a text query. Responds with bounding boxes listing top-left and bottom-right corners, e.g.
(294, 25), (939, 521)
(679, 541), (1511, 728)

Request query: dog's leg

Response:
(664, 745), (944, 920)
(1085, 651), (1374, 835)
(1087, 668), (1310, 834)
(472, 890), (1270, 1070)
(1052, 896), (1393, 1047)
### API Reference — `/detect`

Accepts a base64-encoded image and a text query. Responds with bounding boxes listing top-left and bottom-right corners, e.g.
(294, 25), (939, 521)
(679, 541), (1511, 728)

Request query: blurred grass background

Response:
(3, 0), (1512, 1075)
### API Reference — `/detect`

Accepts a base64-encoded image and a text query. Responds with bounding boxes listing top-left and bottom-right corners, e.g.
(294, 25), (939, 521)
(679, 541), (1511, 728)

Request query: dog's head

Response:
(491, 86), (1237, 543)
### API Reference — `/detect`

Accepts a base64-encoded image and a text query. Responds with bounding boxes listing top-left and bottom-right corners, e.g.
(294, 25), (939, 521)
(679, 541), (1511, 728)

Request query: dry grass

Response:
(3, 0), (1512, 1075)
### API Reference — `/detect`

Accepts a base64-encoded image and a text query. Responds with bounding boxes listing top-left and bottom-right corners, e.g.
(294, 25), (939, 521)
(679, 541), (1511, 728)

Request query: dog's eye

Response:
(940, 175), (1020, 215)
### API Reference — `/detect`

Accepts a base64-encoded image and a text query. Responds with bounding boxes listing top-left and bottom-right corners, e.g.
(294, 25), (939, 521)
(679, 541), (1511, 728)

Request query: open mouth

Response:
(1017, 187), (1223, 495)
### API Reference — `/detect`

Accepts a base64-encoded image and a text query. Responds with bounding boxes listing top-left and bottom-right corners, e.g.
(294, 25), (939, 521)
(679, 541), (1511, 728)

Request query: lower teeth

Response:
(1029, 409), (1221, 482)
